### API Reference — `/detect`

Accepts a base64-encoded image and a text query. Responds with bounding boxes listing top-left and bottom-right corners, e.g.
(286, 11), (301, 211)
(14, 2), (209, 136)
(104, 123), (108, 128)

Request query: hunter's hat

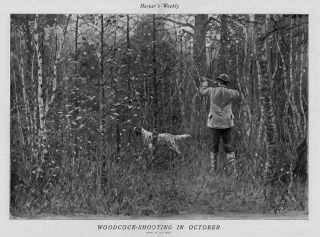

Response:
(216, 74), (231, 84)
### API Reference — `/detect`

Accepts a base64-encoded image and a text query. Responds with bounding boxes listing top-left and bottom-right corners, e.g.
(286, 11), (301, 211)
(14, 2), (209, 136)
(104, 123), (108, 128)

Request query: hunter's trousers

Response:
(210, 127), (234, 153)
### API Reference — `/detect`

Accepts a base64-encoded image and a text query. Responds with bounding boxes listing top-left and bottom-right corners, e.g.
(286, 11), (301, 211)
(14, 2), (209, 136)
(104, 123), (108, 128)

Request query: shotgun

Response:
(193, 74), (218, 85)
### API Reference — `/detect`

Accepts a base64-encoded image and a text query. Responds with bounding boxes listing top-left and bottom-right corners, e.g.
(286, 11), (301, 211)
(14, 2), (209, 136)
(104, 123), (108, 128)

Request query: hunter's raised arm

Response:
(199, 79), (211, 95)
(230, 88), (240, 100)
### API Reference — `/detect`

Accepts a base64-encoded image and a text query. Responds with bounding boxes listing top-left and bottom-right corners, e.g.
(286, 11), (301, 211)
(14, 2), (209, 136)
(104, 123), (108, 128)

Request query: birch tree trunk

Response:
(236, 45), (252, 140)
(12, 27), (32, 151)
(255, 14), (278, 184)
(152, 14), (158, 129)
(126, 15), (131, 100)
(294, 34), (302, 138)
(31, 47), (39, 161)
(126, 14), (133, 143)
(75, 14), (79, 62)
(13, 53), (30, 147)
(246, 15), (262, 145)
(97, 14), (104, 195)
(178, 33), (186, 129)
(12, 70), (26, 161)
(299, 33), (307, 137)
(250, 14), (265, 147)
(45, 26), (60, 116)
(24, 17), (37, 157)
(34, 15), (48, 161)
(114, 19), (121, 154)
(68, 14), (79, 163)
(17, 36), (32, 147)
(287, 16), (300, 138)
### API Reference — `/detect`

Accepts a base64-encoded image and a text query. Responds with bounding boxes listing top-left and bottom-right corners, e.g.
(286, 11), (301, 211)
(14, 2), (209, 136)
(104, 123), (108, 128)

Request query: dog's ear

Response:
(134, 126), (142, 136)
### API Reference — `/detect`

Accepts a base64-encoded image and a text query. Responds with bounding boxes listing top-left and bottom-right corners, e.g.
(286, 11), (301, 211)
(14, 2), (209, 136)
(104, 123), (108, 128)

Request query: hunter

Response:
(199, 73), (240, 174)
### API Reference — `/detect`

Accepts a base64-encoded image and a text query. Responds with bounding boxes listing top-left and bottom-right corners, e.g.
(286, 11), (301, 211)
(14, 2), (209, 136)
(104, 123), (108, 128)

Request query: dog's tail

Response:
(175, 134), (191, 140)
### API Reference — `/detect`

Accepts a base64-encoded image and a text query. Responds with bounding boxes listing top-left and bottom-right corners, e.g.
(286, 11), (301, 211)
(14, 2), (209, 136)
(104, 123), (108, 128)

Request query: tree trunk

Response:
(178, 33), (186, 129)
(12, 70), (26, 161)
(75, 14), (79, 62)
(191, 14), (208, 138)
(193, 14), (208, 83)
(71, 14), (79, 163)
(45, 28), (60, 115)
(246, 15), (260, 144)
(126, 14), (132, 143)
(299, 33), (307, 137)
(15, 40), (31, 145)
(152, 14), (158, 129)
(250, 14), (265, 147)
(288, 16), (300, 138)
(31, 55), (39, 159)
(126, 15), (132, 103)
(217, 14), (228, 75)
(250, 15), (260, 118)
(97, 14), (104, 195)
(236, 45), (252, 140)
(34, 15), (48, 161)
(24, 17), (37, 156)
(255, 14), (278, 184)
(113, 17), (121, 153)
(294, 32), (302, 138)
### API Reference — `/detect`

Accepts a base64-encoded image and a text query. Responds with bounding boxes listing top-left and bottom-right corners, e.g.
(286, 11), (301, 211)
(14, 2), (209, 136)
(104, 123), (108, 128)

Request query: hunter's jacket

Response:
(200, 81), (239, 129)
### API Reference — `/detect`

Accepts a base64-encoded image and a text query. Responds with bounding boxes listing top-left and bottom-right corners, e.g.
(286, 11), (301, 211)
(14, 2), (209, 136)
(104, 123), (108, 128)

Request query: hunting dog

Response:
(134, 127), (191, 159)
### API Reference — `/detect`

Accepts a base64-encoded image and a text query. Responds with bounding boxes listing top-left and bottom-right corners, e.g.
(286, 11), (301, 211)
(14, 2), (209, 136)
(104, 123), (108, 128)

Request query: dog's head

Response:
(134, 126), (142, 136)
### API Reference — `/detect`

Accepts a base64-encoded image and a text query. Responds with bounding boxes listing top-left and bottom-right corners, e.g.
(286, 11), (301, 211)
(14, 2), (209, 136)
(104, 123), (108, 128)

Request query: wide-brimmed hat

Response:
(216, 74), (231, 84)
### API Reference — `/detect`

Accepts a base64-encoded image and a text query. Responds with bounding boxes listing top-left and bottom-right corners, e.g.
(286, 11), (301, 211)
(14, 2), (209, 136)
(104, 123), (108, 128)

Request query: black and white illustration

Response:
(10, 14), (308, 219)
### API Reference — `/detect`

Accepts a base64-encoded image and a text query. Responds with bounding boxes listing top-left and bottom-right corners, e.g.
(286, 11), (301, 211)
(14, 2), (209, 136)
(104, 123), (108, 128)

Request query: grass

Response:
(10, 142), (308, 218)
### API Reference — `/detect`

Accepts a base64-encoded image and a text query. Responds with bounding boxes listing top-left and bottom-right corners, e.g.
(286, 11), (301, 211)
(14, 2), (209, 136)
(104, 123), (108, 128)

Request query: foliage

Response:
(10, 14), (308, 217)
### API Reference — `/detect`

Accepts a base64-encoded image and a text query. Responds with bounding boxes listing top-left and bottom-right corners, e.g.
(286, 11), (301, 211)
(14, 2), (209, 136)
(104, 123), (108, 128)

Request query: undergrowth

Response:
(10, 142), (308, 217)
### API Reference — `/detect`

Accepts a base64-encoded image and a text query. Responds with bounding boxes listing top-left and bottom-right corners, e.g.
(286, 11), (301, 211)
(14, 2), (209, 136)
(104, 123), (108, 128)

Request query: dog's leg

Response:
(147, 143), (159, 168)
(148, 143), (154, 153)
(169, 142), (184, 161)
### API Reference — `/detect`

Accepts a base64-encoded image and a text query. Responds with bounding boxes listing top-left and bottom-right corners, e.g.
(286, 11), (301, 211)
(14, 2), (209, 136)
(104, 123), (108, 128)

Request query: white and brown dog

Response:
(134, 127), (191, 158)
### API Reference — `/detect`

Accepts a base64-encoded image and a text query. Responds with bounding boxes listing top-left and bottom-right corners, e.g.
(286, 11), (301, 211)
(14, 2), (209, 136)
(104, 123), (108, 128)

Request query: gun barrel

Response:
(193, 74), (215, 82)
(206, 79), (216, 82)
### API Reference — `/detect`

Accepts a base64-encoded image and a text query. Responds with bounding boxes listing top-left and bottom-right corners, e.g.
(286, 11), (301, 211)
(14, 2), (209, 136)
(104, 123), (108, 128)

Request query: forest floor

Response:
(12, 211), (307, 220)
(10, 146), (308, 219)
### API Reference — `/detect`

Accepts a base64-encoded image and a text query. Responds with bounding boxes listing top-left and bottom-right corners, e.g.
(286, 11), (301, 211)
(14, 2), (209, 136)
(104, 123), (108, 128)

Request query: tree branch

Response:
(206, 16), (220, 26)
(182, 29), (194, 37)
(156, 16), (194, 29)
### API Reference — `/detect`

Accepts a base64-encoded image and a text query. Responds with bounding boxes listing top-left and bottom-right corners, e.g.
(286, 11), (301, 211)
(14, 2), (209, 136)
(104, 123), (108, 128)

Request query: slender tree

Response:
(152, 14), (158, 129)
(217, 14), (228, 75)
(97, 14), (104, 194)
(255, 14), (278, 184)
(193, 14), (208, 83)
(34, 15), (48, 162)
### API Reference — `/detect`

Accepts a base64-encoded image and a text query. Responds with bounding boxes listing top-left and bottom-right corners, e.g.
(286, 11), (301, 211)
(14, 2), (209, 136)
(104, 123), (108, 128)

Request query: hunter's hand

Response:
(202, 79), (209, 87)
(200, 76), (208, 83)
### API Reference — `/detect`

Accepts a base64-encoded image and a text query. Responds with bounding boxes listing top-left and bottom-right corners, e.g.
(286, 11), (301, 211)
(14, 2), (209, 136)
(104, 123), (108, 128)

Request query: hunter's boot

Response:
(209, 152), (218, 172)
(226, 152), (237, 176)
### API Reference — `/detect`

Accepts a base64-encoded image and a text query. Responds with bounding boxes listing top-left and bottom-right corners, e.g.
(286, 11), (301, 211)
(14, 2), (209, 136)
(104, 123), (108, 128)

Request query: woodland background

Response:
(10, 14), (308, 217)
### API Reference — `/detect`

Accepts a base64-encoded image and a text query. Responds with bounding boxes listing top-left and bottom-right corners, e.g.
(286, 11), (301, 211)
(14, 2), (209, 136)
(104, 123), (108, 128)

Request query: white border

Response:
(1, 0), (319, 236)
